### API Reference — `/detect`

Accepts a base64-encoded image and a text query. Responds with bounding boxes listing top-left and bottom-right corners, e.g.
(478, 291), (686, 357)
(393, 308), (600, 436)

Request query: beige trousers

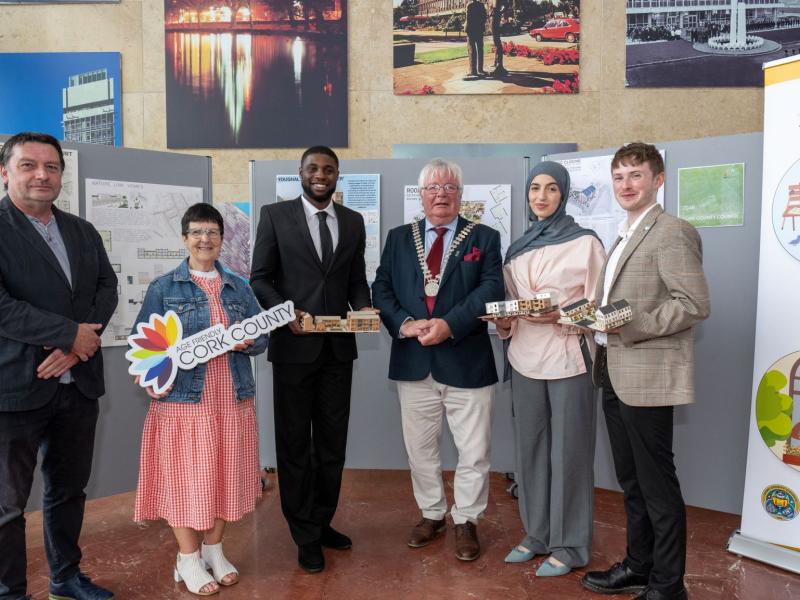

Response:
(397, 375), (493, 525)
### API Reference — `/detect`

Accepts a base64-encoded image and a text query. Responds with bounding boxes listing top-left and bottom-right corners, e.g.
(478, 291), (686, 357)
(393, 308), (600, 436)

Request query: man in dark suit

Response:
(0, 132), (118, 600)
(464, 0), (488, 78)
(372, 158), (503, 561)
(250, 146), (373, 573)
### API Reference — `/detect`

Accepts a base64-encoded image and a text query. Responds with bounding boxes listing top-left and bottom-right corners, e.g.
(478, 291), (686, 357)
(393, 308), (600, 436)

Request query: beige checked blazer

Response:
(592, 205), (710, 407)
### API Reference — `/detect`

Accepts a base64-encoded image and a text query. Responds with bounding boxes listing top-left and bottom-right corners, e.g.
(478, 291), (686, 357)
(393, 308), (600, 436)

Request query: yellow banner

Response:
(765, 59), (800, 87)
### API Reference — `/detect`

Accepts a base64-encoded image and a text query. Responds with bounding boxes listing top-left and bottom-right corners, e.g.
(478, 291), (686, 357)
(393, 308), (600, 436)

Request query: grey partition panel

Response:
(547, 132), (763, 514)
(0, 136), (213, 510)
(251, 157), (532, 473)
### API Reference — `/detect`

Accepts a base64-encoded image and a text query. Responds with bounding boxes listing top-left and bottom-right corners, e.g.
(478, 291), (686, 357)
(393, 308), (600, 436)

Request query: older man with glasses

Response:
(372, 158), (503, 561)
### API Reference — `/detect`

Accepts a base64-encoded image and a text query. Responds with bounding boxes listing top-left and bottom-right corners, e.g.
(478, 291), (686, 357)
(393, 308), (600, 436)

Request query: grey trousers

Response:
(511, 367), (597, 567)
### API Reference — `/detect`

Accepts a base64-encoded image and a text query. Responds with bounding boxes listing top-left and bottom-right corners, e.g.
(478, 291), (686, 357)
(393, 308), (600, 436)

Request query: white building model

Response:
(485, 292), (556, 317)
(594, 300), (633, 330)
(559, 299), (597, 323)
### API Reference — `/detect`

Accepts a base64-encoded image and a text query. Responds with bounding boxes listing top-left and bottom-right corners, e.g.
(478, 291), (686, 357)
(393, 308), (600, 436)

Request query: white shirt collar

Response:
(424, 216), (458, 233)
(617, 203), (658, 240)
(301, 195), (337, 221)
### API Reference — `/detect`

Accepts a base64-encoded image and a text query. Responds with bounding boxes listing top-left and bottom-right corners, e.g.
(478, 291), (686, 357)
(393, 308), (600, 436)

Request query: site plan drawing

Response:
(86, 178), (203, 346)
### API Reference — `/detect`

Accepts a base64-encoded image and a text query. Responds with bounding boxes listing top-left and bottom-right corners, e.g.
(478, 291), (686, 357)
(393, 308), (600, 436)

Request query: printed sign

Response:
(126, 301), (295, 394)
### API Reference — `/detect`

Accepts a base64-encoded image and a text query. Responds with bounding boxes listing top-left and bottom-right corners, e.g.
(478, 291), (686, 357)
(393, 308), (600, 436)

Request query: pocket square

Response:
(463, 246), (482, 262)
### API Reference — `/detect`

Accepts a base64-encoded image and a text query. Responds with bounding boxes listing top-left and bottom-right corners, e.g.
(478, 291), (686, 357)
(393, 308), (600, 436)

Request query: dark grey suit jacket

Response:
(250, 197), (371, 364)
(0, 195), (118, 411)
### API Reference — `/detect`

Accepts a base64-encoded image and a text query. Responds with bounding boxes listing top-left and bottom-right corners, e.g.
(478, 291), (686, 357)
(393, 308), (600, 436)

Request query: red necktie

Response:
(425, 227), (448, 315)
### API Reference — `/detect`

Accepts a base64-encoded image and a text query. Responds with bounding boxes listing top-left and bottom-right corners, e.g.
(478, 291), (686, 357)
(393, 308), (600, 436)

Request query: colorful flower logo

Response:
(125, 310), (182, 394)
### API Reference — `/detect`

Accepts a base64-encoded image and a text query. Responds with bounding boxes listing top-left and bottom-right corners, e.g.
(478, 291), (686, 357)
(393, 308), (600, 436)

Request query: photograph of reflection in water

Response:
(165, 0), (348, 148)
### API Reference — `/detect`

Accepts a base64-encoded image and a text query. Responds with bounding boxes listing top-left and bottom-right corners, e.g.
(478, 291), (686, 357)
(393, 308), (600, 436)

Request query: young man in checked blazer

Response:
(581, 143), (710, 600)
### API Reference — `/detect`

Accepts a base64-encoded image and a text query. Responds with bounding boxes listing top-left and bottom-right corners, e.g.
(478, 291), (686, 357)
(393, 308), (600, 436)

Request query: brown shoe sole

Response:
(455, 550), (481, 561)
(407, 523), (447, 548)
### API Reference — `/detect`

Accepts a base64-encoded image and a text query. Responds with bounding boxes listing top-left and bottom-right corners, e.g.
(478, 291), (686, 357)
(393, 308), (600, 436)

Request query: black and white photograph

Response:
(626, 0), (800, 87)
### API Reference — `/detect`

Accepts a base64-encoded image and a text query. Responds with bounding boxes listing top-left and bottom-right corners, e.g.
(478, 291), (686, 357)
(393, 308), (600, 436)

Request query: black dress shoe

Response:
(321, 525), (352, 550)
(633, 586), (688, 600)
(581, 562), (649, 594)
(298, 542), (325, 573)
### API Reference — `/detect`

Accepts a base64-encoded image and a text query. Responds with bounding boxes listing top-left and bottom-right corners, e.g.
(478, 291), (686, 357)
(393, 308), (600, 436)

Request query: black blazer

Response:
(0, 196), (118, 411)
(371, 217), (503, 389)
(250, 197), (371, 364)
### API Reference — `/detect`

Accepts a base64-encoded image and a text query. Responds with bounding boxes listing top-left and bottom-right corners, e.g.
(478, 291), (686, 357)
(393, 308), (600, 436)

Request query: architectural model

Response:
(559, 299), (597, 323)
(484, 292), (556, 318)
(301, 311), (381, 333)
(593, 300), (633, 330)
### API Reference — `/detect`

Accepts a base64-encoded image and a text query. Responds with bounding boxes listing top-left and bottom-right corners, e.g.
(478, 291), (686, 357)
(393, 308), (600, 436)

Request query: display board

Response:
(728, 56), (800, 574)
(547, 132), (764, 513)
(0, 134), (212, 510)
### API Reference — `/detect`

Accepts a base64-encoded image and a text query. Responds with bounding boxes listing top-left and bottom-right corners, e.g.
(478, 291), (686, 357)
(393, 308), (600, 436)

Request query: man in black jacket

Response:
(0, 132), (118, 600)
(250, 146), (373, 573)
(465, 0), (489, 78)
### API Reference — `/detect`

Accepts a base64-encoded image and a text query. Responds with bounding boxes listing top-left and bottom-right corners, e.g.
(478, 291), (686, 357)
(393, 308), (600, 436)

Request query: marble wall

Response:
(0, 1), (763, 202)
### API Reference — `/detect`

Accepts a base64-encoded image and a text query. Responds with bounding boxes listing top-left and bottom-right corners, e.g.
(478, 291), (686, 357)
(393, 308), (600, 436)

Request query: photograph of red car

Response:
(393, 0), (581, 95)
(529, 17), (580, 43)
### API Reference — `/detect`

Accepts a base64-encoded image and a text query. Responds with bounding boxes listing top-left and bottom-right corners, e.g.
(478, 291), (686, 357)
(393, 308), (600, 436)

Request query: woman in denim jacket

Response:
(131, 203), (267, 596)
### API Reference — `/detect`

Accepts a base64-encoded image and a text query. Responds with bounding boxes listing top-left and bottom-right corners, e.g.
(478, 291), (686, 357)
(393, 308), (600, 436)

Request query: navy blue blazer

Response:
(372, 217), (502, 389)
(0, 196), (118, 411)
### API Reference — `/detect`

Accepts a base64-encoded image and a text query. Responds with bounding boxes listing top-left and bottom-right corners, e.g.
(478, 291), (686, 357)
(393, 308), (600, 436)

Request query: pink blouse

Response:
(497, 235), (605, 380)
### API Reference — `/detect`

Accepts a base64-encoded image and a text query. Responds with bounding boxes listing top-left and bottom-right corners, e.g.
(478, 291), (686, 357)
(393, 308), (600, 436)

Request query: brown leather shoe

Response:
(407, 517), (446, 548)
(454, 522), (480, 561)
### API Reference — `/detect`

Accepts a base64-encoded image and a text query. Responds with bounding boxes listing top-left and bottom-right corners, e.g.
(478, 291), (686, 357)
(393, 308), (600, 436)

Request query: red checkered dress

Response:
(134, 272), (262, 530)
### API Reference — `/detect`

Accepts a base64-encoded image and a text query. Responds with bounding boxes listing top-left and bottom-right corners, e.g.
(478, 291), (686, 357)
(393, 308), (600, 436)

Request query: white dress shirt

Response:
(301, 195), (339, 260)
(595, 203), (659, 347)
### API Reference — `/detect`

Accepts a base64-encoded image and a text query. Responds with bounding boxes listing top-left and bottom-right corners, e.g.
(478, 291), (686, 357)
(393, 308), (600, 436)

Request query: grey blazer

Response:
(593, 205), (710, 407)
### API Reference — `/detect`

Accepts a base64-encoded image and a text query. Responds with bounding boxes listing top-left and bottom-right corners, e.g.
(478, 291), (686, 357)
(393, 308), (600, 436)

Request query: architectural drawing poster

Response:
(553, 152), (665, 251)
(275, 174), (381, 282)
(678, 162), (745, 228)
(403, 184), (512, 258)
(85, 178), (203, 346)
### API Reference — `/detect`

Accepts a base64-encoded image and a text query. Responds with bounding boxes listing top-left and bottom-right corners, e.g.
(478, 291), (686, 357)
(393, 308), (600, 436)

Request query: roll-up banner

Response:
(728, 55), (800, 574)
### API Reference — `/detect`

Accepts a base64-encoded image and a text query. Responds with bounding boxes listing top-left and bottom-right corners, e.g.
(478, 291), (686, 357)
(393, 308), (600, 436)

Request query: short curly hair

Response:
(611, 142), (664, 176)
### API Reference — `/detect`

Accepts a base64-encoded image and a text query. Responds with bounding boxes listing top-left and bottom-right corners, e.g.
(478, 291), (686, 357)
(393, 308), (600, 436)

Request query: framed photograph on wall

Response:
(393, 0), (580, 95)
(165, 0), (348, 148)
(625, 1), (800, 87)
(0, 52), (122, 146)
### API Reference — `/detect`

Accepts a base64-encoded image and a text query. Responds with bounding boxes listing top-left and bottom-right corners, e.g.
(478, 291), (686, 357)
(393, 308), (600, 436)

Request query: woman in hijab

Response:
(494, 161), (605, 577)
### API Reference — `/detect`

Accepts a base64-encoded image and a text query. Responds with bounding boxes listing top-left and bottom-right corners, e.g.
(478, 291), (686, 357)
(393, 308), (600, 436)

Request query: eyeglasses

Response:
(421, 183), (460, 194)
(187, 228), (221, 239)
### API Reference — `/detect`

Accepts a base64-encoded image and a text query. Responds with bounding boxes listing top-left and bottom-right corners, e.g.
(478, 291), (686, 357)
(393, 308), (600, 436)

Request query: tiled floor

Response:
(22, 470), (800, 599)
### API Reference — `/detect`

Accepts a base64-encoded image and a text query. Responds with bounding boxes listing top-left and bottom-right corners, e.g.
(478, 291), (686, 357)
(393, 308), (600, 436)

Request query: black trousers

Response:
(601, 362), (686, 595)
(467, 35), (484, 74)
(0, 384), (99, 600)
(272, 339), (353, 547)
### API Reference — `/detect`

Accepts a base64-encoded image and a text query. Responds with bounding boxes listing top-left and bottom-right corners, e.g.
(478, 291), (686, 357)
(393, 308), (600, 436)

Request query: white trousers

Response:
(397, 375), (494, 525)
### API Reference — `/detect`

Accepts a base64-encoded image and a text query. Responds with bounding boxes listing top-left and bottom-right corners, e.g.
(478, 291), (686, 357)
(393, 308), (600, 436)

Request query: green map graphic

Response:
(678, 163), (744, 228)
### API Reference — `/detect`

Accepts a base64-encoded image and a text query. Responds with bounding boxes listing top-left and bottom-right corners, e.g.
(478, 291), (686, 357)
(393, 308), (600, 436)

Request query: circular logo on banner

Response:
(772, 158), (800, 263)
(755, 351), (800, 473)
(761, 485), (798, 521)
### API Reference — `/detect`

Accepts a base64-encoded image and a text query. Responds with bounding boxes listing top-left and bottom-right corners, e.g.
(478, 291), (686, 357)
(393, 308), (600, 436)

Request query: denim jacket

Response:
(132, 259), (268, 403)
